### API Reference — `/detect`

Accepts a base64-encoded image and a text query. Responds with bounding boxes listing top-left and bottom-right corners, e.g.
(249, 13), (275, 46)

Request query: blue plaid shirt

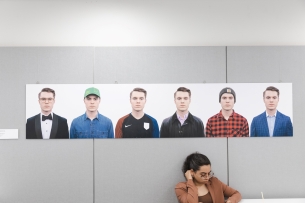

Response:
(70, 112), (114, 139)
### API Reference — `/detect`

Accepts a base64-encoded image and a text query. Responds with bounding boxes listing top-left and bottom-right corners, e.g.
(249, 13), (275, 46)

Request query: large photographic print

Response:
(26, 83), (293, 139)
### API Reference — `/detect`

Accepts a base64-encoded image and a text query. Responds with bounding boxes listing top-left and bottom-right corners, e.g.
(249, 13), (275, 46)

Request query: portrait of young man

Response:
(115, 87), (159, 138)
(160, 87), (205, 138)
(206, 87), (249, 137)
(70, 87), (114, 139)
(26, 88), (69, 139)
(250, 86), (293, 137)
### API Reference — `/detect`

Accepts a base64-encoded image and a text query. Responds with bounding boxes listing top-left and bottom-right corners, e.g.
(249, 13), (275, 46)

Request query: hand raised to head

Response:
(184, 170), (193, 180)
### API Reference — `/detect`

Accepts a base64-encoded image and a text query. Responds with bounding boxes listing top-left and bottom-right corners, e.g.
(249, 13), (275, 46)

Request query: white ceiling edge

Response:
(1, 0), (305, 46)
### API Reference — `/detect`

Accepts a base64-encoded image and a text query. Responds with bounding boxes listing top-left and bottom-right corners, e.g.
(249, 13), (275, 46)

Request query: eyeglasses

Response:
(200, 171), (214, 178)
(39, 98), (54, 102)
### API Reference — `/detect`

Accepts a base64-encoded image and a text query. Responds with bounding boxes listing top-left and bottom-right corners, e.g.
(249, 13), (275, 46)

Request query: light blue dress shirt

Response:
(266, 111), (276, 137)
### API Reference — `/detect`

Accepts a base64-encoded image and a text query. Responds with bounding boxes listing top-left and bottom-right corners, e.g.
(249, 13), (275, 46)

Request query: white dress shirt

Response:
(40, 112), (53, 139)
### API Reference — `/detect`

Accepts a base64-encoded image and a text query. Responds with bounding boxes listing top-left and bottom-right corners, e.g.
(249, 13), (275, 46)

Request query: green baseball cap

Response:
(84, 87), (100, 98)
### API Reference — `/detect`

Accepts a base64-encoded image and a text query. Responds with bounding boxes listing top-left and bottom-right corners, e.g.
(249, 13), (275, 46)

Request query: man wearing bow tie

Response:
(26, 88), (69, 139)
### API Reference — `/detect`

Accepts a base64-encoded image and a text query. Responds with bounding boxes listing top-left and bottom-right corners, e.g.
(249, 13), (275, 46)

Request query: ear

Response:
(190, 169), (195, 175)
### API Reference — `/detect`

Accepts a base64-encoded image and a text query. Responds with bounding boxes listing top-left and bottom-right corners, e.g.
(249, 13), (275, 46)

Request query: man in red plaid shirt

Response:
(206, 87), (249, 137)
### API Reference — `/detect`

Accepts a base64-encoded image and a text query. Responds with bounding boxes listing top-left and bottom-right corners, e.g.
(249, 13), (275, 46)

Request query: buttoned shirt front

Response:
(70, 112), (114, 139)
(206, 110), (249, 137)
(40, 112), (53, 139)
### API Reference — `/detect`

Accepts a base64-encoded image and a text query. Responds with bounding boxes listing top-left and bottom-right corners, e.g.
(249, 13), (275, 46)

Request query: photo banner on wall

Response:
(25, 83), (293, 139)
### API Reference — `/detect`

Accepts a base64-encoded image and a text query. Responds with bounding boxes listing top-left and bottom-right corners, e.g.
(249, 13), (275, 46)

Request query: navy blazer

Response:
(26, 113), (69, 139)
(250, 111), (293, 137)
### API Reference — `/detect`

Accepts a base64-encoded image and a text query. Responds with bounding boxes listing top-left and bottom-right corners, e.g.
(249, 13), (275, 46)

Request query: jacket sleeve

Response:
(26, 119), (31, 139)
(197, 118), (205, 137)
(205, 119), (211, 137)
(175, 180), (198, 203)
(286, 117), (293, 136)
(250, 118), (256, 137)
(62, 119), (69, 139)
(152, 118), (160, 138)
(221, 181), (242, 203)
(115, 119), (123, 138)
(242, 118), (249, 137)
(160, 119), (169, 138)
(70, 120), (76, 139)
(108, 120), (114, 138)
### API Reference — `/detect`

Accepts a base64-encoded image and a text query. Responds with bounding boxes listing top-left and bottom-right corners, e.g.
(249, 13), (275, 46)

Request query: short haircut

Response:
(130, 87), (147, 98)
(263, 86), (280, 97)
(38, 88), (55, 98)
(182, 152), (211, 173)
(174, 87), (191, 98)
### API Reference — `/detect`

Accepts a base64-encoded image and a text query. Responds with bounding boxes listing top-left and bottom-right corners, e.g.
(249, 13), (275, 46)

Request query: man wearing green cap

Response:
(70, 87), (114, 138)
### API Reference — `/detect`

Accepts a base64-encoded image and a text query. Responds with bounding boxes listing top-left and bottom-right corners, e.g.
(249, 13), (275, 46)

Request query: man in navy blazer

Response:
(250, 86), (293, 137)
(26, 88), (69, 139)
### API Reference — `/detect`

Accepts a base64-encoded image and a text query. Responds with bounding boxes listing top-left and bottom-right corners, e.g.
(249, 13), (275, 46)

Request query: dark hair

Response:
(38, 88), (55, 98)
(174, 87), (191, 98)
(130, 87), (147, 98)
(182, 152), (211, 173)
(263, 86), (279, 97)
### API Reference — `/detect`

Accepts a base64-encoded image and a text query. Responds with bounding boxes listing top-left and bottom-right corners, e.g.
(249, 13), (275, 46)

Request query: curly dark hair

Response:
(182, 152), (211, 173)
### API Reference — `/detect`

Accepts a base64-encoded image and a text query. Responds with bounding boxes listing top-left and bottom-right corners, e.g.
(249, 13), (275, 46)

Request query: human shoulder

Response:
(252, 112), (265, 121)
(97, 113), (112, 123)
(53, 113), (67, 121)
(71, 113), (86, 124)
(209, 176), (230, 190)
(162, 113), (175, 125)
(188, 113), (203, 123)
(277, 111), (291, 120)
(175, 181), (188, 190)
(209, 176), (222, 184)
(233, 112), (247, 121)
(207, 112), (220, 122)
(27, 113), (40, 122)
(144, 113), (158, 122)
(117, 114), (130, 123)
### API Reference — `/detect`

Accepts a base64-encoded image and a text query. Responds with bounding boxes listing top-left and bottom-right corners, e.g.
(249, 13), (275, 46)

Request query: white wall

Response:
(1, 0), (305, 46)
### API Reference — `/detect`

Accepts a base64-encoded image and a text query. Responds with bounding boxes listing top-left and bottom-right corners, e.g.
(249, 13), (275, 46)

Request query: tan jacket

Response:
(175, 177), (241, 203)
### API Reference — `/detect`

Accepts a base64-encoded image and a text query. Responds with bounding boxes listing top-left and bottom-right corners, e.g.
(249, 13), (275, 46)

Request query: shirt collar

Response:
(216, 110), (235, 119)
(172, 112), (193, 123)
(176, 112), (189, 120)
(83, 112), (99, 121)
(266, 110), (277, 118)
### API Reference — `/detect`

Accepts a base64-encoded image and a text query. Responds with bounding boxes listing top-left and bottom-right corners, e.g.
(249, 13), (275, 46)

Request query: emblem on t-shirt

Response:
(144, 122), (149, 130)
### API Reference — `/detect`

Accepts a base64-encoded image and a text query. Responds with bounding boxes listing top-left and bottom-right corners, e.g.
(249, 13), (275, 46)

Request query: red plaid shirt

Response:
(206, 110), (249, 137)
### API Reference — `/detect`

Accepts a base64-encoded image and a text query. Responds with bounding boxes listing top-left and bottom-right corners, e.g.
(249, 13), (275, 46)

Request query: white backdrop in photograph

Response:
(26, 83), (292, 136)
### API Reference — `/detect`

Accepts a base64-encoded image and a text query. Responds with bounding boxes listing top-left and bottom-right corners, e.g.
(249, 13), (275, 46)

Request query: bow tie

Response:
(42, 114), (52, 121)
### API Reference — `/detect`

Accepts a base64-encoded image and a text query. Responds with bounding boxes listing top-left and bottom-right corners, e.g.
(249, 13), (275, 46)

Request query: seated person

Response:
(175, 152), (241, 203)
